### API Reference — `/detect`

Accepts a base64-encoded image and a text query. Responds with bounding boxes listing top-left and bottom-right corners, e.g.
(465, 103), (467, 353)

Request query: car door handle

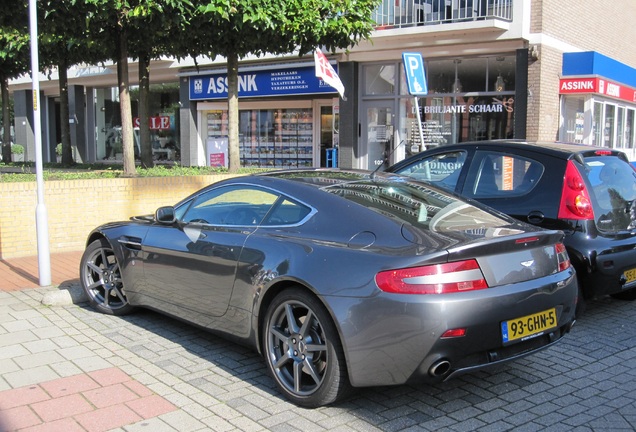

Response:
(527, 211), (544, 224)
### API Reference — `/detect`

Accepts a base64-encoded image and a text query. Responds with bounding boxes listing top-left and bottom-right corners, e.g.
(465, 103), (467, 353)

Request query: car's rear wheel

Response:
(80, 238), (134, 316)
(263, 288), (350, 407)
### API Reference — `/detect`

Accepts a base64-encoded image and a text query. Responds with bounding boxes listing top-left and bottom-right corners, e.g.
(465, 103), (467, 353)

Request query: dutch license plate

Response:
(501, 308), (557, 344)
(624, 268), (636, 284)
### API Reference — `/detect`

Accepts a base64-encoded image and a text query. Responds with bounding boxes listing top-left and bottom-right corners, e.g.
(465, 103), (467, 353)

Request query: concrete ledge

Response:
(41, 284), (88, 306)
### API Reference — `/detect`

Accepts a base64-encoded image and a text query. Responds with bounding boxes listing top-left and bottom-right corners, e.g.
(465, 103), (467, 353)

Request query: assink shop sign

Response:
(559, 77), (636, 103)
(189, 64), (338, 100)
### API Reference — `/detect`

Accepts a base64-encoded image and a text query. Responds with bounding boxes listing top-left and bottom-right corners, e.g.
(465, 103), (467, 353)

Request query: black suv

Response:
(387, 140), (636, 311)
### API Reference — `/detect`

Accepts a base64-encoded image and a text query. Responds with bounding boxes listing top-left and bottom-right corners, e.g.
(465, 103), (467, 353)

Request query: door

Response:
(140, 185), (278, 318)
(361, 100), (395, 170)
(315, 100), (336, 167)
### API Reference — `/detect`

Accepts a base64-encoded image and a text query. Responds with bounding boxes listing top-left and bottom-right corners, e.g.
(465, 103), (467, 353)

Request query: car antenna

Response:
(371, 140), (406, 180)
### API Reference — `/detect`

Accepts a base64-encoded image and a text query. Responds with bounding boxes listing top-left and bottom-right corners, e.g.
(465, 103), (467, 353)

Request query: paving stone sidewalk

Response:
(1, 286), (636, 431)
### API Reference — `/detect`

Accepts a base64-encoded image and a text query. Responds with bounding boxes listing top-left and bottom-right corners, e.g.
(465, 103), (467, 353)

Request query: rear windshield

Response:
(583, 156), (636, 231)
(324, 180), (514, 234)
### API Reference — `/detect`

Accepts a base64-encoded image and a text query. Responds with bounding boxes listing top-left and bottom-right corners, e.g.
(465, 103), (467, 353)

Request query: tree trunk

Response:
(58, 60), (73, 165)
(117, 30), (136, 176)
(138, 53), (153, 168)
(1, 76), (11, 162)
(227, 51), (239, 173)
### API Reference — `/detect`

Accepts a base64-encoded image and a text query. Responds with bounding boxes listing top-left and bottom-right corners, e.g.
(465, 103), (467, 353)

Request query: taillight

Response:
(557, 160), (594, 220)
(556, 242), (570, 271)
(594, 150), (613, 156)
(376, 259), (488, 294)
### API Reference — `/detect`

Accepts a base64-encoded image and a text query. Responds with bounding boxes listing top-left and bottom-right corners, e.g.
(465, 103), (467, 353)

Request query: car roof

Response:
(420, 140), (629, 161)
(257, 168), (387, 186)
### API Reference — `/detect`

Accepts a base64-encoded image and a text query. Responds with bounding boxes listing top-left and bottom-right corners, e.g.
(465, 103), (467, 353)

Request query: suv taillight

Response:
(558, 160), (594, 220)
(376, 260), (488, 294)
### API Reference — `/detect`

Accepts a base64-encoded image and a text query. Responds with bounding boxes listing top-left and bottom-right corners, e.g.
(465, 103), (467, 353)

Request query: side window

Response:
(465, 152), (544, 198)
(182, 185), (279, 226)
(262, 198), (312, 226)
(396, 151), (467, 191)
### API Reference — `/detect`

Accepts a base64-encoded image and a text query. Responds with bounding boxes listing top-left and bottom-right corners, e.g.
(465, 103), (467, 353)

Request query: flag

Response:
(314, 48), (346, 99)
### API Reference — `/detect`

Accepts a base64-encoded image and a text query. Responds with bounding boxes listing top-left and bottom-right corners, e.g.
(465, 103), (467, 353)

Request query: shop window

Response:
(617, 107), (626, 148)
(424, 56), (514, 95)
(560, 96), (585, 144)
(592, 101), (603, 147)
(206, 108), (313, 168)
(364, 64), (396, 95)
(489, 56), (515, 93)
(627, 109), (635, 149)
(604, 104), (616, 148)
(427, 59), (457, 94)
(455, 58), (488, 93)
(419, 95), (514, 147)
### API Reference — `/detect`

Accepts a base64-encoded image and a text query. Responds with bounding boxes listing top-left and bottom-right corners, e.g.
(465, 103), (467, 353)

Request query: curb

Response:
(40, 284), (88, 306)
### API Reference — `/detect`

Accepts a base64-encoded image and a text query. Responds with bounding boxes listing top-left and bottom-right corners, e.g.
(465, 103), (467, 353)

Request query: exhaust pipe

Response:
(429, 359), (451, 377)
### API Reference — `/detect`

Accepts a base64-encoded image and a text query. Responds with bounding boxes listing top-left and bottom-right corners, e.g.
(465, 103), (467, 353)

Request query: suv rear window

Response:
(583, 156), (636, 231)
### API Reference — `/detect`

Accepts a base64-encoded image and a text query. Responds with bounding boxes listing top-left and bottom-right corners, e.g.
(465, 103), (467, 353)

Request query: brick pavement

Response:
(1, 256), (636, 431)
(0, 251), (82, 291)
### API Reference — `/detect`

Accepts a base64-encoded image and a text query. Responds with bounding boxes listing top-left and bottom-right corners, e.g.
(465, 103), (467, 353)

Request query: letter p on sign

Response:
(402, 52), (428, 96)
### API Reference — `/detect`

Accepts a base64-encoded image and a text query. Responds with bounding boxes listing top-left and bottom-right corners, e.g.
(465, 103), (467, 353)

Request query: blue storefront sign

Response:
(189, 64), (338, 100)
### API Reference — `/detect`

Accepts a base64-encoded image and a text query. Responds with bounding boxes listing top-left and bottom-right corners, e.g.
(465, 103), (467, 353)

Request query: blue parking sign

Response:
(402, 53), (428, 96)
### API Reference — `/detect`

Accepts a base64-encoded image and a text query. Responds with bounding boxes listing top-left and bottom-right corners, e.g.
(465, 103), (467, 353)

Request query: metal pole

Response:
(29, 0), (51, 286)
(414, 96), (426, 151)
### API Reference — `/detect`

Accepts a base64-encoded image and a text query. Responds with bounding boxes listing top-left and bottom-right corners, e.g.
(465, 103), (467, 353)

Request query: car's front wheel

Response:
(80, 238), (134, 316)
(263, 288), (350, 407)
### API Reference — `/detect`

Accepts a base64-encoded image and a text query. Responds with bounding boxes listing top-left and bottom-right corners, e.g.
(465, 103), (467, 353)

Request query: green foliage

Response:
(0, 162), (269, 182)
(11, 144), (24, 154)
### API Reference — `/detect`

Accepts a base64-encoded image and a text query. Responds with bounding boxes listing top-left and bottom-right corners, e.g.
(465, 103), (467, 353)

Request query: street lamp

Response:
(29, 0), (51, 286)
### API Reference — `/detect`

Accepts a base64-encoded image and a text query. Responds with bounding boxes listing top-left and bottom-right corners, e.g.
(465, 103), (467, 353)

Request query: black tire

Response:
(610, 289), (636, 301)
(262, 288), (351, 407)
(575, 286), (587, 318)
(80, 238), (135, 316)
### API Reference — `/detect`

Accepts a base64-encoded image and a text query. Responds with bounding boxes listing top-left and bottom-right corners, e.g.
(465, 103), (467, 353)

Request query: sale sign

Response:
(133, 116), (171, 130)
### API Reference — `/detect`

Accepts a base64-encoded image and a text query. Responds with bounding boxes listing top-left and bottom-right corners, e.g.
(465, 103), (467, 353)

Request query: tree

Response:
(195, 0), (380, 172)
(79, 0), (135, 175)
(39, 0), (103, 165)
(84, 0), (195, 174)
(0, 0), (30, 162)
(126, 0), (195, 168)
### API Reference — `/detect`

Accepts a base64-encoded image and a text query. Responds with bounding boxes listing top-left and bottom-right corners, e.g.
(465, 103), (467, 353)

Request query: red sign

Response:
(133, 116), (171, 130)
(209, 153), (225, 167)
(559, 77), (636, 103)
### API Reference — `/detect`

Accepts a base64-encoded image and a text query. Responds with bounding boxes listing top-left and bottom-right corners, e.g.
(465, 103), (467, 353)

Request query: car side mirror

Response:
(155, 206), (176, 224)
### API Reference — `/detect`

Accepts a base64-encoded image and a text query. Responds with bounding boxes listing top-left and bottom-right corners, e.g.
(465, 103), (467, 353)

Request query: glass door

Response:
(314, 99), (338, 167)
(361, 100), (395, 170)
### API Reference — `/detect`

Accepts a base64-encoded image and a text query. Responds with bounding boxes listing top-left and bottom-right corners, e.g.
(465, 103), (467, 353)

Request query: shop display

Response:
(207, 108), (314, 168)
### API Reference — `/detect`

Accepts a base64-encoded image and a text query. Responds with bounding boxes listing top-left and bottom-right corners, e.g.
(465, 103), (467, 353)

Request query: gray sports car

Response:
(80, 169), (577, 407)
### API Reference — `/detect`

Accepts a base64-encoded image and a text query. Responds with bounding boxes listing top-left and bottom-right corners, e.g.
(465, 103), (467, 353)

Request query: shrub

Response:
(11, 144), (24, 154)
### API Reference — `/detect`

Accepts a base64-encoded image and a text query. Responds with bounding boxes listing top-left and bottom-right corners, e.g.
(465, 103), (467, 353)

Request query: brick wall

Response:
(0, 175), (239, 259)
(526, 45), (563, 141)
(537, 0), (636, 67)
(527, 0), (636, 141)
